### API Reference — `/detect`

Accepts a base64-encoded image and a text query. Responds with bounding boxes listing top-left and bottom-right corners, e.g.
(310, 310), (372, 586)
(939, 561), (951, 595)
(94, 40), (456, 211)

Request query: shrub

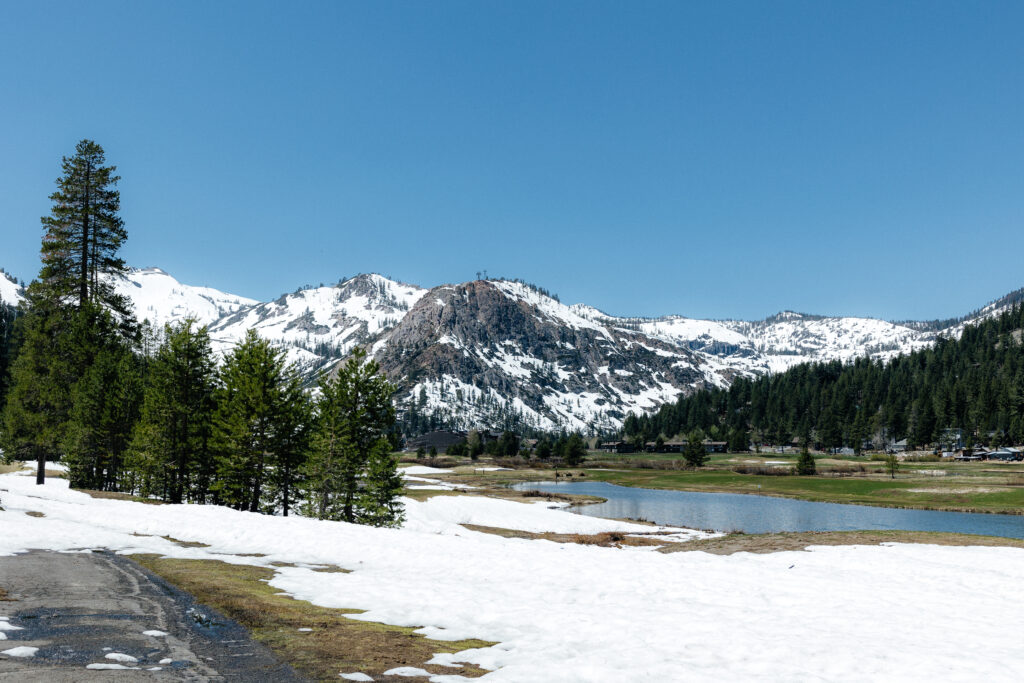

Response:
(795, 448), (817, 475)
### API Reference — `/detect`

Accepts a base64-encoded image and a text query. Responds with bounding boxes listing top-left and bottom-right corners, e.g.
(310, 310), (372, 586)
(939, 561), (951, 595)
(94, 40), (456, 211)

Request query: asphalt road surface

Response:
(0, 550), (305, 681)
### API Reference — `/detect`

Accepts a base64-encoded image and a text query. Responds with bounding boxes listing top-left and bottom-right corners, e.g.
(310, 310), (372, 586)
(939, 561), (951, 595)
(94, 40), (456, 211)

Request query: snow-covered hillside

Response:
(2, 262), (1021, 431)
(631, 312), (935, 374)
(208, 273), (426, 377)
(113, 267), (258, 328)
(0, 270), (23, 306)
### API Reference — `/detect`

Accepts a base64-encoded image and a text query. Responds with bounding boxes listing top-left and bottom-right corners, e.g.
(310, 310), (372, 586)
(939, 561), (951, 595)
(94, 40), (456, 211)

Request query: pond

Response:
(512, 481), (1024, 539)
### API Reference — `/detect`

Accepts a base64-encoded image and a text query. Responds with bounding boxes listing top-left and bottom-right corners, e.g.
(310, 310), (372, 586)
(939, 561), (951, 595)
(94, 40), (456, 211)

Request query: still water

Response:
(513, 481), (1024, 539)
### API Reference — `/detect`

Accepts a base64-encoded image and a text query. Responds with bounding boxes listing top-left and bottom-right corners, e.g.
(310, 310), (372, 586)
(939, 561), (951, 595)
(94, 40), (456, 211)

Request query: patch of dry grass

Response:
(462, 524), (667, 547)
(401, 488), (463, 502)
(0, 587), (13, 601)
(479, 488), (606, 506)
(162, 536), (212, 549)
(267, 562), (351, 574)
(80, 489), (167, 505)
(658, 530), (1024, 555)
(129, 555), (494, 681)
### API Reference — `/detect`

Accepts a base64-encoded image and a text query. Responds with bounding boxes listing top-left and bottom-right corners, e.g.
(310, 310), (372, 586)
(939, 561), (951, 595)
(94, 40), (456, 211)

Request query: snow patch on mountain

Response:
(490, 280), (613, 340)
(114, 267), (258, 328)
(0, 271), (23, 306)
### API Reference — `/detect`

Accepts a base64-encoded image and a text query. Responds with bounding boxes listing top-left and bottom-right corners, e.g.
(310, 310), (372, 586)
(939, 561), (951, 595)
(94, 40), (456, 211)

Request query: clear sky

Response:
(2, 1), (1023, 321)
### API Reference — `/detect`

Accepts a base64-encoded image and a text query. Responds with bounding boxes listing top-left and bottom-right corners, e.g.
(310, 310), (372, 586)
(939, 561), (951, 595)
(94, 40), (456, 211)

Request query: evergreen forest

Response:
(622, 306), (1024, 452)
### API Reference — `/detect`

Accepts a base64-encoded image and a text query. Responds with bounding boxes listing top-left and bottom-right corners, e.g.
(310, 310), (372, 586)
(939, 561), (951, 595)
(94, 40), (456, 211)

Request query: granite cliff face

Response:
(374, 280), (706, 432)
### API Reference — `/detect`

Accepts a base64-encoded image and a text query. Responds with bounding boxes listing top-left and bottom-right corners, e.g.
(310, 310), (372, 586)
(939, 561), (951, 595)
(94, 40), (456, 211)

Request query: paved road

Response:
(0, 550), (305, 681)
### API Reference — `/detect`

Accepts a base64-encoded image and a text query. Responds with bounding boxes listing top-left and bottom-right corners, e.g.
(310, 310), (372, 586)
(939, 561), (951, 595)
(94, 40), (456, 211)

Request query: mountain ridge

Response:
(1, 265), (1020, 432)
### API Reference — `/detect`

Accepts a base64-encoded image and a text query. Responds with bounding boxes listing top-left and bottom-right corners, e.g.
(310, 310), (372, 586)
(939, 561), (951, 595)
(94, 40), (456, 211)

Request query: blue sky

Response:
(2, 1), (1023, 320)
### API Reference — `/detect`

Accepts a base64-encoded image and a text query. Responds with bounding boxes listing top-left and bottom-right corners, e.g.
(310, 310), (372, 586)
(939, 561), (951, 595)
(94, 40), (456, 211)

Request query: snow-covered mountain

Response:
(2, 263), (1021, 432)
(371, 282), (1021, 432)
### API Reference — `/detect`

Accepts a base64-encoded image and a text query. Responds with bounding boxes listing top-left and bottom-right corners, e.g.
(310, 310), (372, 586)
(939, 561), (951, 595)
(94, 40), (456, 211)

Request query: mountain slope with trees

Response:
(5, 257), (1022, 434)
(622, 305), (1024, 450)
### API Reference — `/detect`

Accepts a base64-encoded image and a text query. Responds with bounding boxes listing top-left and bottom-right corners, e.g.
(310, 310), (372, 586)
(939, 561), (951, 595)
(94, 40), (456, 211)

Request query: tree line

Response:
(0, 140), (404, 526)
(623, 305), (1024, 452)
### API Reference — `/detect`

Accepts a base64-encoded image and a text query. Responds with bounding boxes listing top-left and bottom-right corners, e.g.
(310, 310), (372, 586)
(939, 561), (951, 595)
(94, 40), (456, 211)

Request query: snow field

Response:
(1, 472), (1023, 681)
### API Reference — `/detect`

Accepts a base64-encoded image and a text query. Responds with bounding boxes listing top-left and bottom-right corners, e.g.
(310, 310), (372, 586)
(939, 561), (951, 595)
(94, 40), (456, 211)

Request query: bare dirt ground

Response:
(0, 550), (304, 682)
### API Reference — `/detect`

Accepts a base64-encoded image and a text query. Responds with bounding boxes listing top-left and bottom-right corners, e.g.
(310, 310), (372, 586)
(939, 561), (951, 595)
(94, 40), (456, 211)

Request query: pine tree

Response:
(728, 428), (749, 453)
(357, 439), (405, 527)
(563, 433), (587, 466)
(212, 330), (307, 513)
(535, 439), (553, 459)
(265, 376), (311, 517)
(126, 320), (216, 503)
(851, 409), (868, 455)
(684, 430), (707, 467)
(304, 346), (403, 526)
(63, 330), (141, 491)
(39, 140), (129, 316)
(796, 444), (817, 475)
(0, 300), (76, 480)
(2, 141), (134, 485)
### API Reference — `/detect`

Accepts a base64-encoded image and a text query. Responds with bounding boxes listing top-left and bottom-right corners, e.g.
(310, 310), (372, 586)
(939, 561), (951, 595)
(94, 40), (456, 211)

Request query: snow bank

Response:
(401, 466), (456, 475)
(2, 473), (1023, 681)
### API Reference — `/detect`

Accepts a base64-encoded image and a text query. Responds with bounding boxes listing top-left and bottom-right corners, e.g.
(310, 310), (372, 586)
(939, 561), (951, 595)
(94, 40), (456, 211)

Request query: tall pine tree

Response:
(2, 140), (135, 485)
(39, 139), (130, 316)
